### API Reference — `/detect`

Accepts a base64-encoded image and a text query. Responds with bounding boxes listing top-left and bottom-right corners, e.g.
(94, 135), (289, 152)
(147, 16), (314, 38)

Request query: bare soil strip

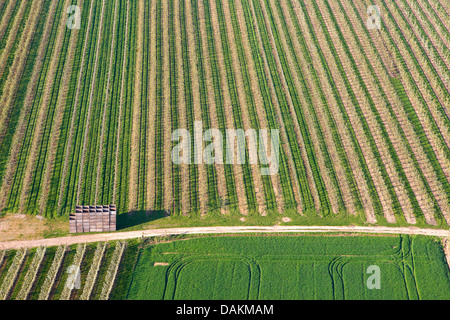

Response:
(18, 0), (72, 212)
(1, 225), (449, 250)
(0, 0), (59, 212)
(128, 0), (144, 212)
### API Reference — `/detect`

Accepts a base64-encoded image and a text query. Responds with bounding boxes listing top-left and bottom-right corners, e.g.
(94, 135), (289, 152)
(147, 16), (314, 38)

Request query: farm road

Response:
(0, 225), (449, 249)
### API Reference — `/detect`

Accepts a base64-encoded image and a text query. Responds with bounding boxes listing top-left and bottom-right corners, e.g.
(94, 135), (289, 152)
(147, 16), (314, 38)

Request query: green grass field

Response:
(118, 235), (450, 300)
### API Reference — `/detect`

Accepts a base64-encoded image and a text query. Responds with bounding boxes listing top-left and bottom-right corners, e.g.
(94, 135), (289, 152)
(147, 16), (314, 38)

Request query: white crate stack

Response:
(69, 205), (116, 233)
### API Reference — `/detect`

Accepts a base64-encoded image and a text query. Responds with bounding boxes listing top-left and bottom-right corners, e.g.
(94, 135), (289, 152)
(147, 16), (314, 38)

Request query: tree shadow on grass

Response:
(117, 210), (168, 230)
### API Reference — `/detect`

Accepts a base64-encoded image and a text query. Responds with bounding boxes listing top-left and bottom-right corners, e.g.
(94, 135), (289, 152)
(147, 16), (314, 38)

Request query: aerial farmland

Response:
(0, 0), (449, 302)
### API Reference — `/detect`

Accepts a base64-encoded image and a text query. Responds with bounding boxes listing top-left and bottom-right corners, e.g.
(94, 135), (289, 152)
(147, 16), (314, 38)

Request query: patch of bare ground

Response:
(154, 262), (169, 266)
(0, 214), (66, 243)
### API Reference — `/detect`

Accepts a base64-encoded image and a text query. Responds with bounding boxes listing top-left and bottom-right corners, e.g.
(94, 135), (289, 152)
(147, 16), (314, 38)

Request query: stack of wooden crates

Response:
(69, 205), (117, 233)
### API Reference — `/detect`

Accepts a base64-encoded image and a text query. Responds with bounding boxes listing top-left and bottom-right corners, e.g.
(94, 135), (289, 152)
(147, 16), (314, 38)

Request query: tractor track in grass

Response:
(0, 225), (449, 250)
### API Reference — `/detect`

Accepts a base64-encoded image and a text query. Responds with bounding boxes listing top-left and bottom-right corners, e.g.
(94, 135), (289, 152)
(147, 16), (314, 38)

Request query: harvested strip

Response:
(18, 0), (72, 212)
(16, 247), (46, 300)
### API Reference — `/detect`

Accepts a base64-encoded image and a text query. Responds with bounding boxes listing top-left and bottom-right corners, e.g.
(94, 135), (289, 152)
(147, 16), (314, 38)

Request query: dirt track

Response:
(0, 225), (449, 249)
